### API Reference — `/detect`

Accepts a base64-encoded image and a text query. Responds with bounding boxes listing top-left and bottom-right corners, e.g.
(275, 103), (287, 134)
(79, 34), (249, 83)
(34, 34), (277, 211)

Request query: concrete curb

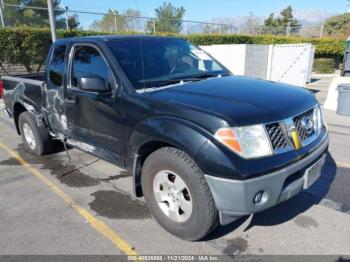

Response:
(312, 73), (340, 78)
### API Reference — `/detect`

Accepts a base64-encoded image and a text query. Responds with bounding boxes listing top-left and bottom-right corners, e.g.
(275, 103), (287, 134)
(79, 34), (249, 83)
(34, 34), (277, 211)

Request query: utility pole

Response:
(320, 22), (324, 38)
(0, 0), (5, 27)
(47, 0), (57, 42)
(0, 7), (4, 28)
(65, 6), (69, 30)
(286, 21), (291, 36)
(113, 10), (117, 32)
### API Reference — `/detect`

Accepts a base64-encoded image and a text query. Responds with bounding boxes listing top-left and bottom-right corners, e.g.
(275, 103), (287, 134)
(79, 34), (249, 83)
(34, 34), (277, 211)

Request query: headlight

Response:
(214, 124), (273, 159)
(313, 105), (323, 135)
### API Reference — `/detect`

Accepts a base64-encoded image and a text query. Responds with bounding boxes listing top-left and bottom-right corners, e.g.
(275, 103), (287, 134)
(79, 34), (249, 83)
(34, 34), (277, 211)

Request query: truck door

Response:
(64, 44), (124, 165)
(45, 44), (68, 138)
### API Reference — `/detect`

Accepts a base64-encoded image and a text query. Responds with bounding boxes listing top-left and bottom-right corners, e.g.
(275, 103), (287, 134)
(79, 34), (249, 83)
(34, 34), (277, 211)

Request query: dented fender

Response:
(128, 116), (211, 164)
(126, 116), (212, 196)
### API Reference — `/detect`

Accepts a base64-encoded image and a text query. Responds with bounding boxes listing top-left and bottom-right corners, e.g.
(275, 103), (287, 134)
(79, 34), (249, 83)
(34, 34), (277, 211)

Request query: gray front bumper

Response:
(205, 134), (329, 225)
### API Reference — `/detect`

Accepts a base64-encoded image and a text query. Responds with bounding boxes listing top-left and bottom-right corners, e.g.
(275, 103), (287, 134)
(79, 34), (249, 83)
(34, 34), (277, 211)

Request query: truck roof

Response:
(54, 35), (179, 45)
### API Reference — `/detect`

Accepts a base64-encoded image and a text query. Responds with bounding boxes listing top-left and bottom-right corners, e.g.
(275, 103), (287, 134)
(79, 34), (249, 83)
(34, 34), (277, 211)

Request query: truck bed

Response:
(1, 73), (45, 116)
(2, 73), (45, 83)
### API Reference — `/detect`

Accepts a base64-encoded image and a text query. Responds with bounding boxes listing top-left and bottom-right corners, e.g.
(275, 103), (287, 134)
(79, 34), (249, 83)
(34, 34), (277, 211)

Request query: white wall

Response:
(269, 44), (314, 87)
(200, 45), (246, 75)
(201, 43), (315, 87)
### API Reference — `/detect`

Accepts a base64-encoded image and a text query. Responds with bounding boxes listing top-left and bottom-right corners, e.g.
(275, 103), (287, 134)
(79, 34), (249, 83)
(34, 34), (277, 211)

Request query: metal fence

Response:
(0, 3), (325, 38)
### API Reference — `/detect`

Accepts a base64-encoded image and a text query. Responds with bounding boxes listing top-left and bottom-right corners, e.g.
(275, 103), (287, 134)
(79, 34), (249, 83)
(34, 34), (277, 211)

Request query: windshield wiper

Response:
(138, 73), (228, 92)
(180, 72), (228, 81)
(139, 78), (196, 89)
(140, 79), (182, 85)
(137, 79), (191, 93)
(193, 72), (220, 78)
(140, 72), (228, 85)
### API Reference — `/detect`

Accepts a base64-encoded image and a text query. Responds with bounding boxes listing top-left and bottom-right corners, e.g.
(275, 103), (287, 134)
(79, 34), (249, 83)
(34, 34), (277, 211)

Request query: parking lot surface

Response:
(0, 76), (350, 256)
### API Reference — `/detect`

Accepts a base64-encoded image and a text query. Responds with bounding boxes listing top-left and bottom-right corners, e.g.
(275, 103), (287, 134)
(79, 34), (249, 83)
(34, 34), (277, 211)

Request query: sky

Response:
(59, 0), (349, 28)
(61, 0), (348, 19)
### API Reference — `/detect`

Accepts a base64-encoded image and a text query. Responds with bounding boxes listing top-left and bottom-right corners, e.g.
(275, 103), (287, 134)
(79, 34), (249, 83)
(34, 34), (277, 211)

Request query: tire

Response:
(18, 111), (53, 155)
(141, 147), (218, 241)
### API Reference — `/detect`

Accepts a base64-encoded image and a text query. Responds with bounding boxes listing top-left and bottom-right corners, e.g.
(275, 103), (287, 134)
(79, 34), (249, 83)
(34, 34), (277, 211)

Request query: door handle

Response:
(65, 94), (77, 104)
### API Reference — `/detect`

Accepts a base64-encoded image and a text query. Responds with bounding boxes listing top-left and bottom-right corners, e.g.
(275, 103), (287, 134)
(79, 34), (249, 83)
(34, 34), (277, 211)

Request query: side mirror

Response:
(77, 76), (110, 93)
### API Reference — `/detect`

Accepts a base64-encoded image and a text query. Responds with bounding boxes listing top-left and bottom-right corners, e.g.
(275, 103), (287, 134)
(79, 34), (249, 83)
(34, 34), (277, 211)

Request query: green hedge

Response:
(313, 58), (336, 74)
(0, 27), (51, 73)
(0, 27), (346, 74)
(186, 34), (346, 58)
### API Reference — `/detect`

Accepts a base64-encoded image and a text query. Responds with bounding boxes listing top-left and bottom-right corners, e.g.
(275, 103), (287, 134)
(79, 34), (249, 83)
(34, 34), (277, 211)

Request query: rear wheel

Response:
(141, 147), (218, 241)
(19, 111), (53, 155)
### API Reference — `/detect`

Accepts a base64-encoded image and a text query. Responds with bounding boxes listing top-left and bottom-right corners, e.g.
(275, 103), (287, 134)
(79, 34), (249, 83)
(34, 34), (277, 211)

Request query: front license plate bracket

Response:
(303, 154), (326, 189)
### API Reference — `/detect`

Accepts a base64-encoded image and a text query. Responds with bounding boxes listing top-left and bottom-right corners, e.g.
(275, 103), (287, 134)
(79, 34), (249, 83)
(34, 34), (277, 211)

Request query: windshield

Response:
(106, 37), (230, 90)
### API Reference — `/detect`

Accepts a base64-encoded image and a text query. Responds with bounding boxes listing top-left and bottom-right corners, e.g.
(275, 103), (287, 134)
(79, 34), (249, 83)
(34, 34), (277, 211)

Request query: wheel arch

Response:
(128, 117), (211, 197)
(13, 99), (49, 136)
(13, 102), (27, 134)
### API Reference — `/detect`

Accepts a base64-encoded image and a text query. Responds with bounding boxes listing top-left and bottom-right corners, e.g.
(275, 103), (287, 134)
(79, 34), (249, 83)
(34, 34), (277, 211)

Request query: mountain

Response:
(203, 10), (337, 29)
(293, 10), (337, 25)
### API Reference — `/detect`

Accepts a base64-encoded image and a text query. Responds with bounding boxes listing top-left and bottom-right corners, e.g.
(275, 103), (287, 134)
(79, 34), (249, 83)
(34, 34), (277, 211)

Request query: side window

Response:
(71, 45), (111, 88)
(49, 45), (66, 87)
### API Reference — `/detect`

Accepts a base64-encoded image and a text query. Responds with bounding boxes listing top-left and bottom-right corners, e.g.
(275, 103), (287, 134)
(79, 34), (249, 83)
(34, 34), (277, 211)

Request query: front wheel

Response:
(141, 147), (218, 241)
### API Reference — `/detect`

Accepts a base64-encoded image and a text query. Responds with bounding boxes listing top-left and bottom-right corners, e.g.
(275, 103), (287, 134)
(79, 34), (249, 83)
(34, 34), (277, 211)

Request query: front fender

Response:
(127, 116), (212, 165)
(127, 116), (214, 197)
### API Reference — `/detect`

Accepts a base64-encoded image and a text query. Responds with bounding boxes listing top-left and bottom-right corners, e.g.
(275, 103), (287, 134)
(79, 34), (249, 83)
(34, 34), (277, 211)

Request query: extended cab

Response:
(1, 35), (329, 241)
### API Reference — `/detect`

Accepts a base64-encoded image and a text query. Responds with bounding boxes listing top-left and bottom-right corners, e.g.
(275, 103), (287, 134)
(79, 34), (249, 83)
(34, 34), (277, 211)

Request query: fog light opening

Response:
(253, 190), (268, 204)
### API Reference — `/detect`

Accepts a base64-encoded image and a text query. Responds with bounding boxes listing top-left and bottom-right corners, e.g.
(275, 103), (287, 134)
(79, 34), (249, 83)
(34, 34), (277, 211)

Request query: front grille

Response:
(265, 107), (319, 153)
(293, 108), (315, 141)
(265, 122), (288, 150)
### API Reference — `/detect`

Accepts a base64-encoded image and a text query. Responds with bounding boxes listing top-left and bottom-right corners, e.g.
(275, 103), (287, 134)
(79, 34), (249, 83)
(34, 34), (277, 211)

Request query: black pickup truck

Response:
(1, 35), (329, 241)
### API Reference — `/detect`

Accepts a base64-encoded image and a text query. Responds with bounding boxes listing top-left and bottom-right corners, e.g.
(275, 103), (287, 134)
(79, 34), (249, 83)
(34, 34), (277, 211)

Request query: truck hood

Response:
(146, 76), (317, 126)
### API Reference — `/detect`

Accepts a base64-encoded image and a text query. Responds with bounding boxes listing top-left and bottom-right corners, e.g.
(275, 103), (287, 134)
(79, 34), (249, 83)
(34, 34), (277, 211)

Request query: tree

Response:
(90, 9), (140, 32)
(203, 23), (213, 34)
(201, 17), (234, 34)
(323, 13), (350, 37)
(146, 2), (185, 33)
(1, 0), (65, 28)
(242, 12), (261, 35)
(123, 8), (141, 32)
(263, 13), (281, 35)
(67, 13), (80, 30)
(90, 10), (116, 32)
(263, 6), (301, 35)
(264, 14), (276, 27)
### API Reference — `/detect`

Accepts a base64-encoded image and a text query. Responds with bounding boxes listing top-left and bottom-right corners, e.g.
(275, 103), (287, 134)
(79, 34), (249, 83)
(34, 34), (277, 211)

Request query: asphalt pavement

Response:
(0, 76), (350, 257)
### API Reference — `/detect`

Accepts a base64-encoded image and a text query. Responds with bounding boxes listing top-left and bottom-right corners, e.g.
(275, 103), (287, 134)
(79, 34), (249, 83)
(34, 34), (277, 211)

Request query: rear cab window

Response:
(48, 45), (67, 87)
